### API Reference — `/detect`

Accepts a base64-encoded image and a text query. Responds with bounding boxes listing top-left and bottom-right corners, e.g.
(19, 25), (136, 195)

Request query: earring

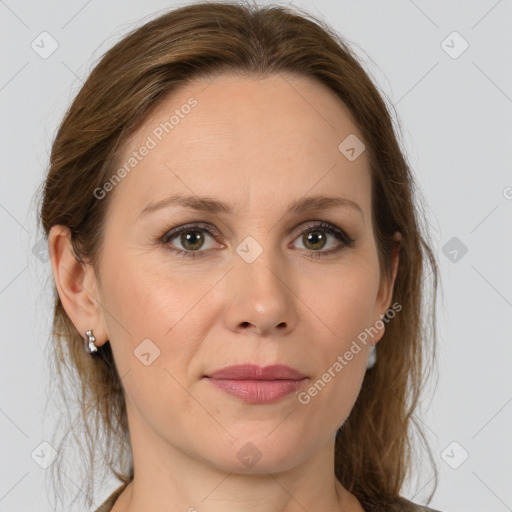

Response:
(366, 344), (377, 369)
(84, 329), (98, 354)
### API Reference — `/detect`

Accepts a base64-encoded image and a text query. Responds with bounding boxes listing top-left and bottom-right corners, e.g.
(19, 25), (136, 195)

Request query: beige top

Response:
(94, 483), (443, 512)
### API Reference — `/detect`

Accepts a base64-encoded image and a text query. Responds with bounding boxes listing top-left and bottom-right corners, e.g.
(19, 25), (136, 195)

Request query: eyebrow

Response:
(136, 193), (364, 220)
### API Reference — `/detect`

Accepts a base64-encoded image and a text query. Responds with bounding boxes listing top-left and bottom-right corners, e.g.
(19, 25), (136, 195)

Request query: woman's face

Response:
(90, 73), (397, 473)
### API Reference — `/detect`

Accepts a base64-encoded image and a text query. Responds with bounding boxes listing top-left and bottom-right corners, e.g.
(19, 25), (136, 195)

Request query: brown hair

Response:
(37, 1), (439, 509)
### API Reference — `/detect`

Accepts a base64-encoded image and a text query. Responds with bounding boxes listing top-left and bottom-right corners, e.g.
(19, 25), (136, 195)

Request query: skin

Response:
(49, 72), (399, 512)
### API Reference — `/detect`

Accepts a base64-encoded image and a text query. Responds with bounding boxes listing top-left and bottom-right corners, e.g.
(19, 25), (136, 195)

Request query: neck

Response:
(112, 428), (363, 512)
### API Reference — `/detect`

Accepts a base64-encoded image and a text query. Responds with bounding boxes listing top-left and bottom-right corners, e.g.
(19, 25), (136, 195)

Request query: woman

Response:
(38, 2), (441, 511)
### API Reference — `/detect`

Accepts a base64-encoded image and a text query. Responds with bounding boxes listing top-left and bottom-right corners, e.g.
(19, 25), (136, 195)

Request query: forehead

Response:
(108, 72), (371, 219)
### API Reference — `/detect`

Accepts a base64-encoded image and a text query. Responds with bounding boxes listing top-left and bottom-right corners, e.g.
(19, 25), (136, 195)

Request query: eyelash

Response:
(159, 221), (355, 259)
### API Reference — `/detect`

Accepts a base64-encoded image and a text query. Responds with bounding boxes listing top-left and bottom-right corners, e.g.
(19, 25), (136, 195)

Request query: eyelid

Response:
(291, 220), (355, 245)
(161, 222), (222, 243)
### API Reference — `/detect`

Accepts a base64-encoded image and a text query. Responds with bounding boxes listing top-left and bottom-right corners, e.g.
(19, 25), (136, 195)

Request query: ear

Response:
(47, 225), (109, 347)
(371, 231), (401, 344)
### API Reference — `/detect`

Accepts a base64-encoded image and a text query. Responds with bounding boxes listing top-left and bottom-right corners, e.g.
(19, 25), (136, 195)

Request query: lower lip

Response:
(205, 378), (307, 404)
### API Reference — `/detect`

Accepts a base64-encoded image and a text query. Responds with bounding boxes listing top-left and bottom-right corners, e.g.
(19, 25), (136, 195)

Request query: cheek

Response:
(303, 259), (380, 348)
(98, 250), (209, 377)
(99, 258), (205, 430)
(103, 239), (203, 327)
(294, 260), (379, 425)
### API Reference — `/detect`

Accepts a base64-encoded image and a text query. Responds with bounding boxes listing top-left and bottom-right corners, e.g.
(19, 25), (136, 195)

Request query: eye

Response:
(160, 223), (221, 259)
(291, 221), (354, 258)
(159, 220), (354, 259)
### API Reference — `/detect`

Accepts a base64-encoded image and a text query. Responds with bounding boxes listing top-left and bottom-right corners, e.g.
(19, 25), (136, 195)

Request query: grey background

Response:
(1, 0), (511, 510)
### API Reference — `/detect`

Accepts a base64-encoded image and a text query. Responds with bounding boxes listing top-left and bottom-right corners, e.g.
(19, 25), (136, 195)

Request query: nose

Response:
(224, 248), (298, 337)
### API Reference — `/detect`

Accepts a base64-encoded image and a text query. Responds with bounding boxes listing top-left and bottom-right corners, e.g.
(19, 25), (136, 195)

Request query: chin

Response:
(201, 431), (310, 474)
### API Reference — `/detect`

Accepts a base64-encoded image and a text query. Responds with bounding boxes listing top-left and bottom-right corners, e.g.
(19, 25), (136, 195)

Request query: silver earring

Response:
(366, 344), (377, 369)
(85, 329), (98, 354)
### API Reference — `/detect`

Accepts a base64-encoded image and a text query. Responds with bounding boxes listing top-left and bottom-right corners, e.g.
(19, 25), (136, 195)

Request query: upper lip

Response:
(205, 364), (306, 380)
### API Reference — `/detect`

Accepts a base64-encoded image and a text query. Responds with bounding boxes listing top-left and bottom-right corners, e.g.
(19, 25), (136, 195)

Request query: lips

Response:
(206, 364), (306, 380)
(204, 364), (308, 404)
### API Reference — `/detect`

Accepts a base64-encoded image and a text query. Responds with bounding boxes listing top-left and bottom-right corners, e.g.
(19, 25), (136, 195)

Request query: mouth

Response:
(203, 364), (308, 404)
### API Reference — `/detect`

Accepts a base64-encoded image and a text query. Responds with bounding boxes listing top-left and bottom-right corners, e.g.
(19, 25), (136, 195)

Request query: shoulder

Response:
(390, 496), (444, 512)
(363, 495), (444, 512)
